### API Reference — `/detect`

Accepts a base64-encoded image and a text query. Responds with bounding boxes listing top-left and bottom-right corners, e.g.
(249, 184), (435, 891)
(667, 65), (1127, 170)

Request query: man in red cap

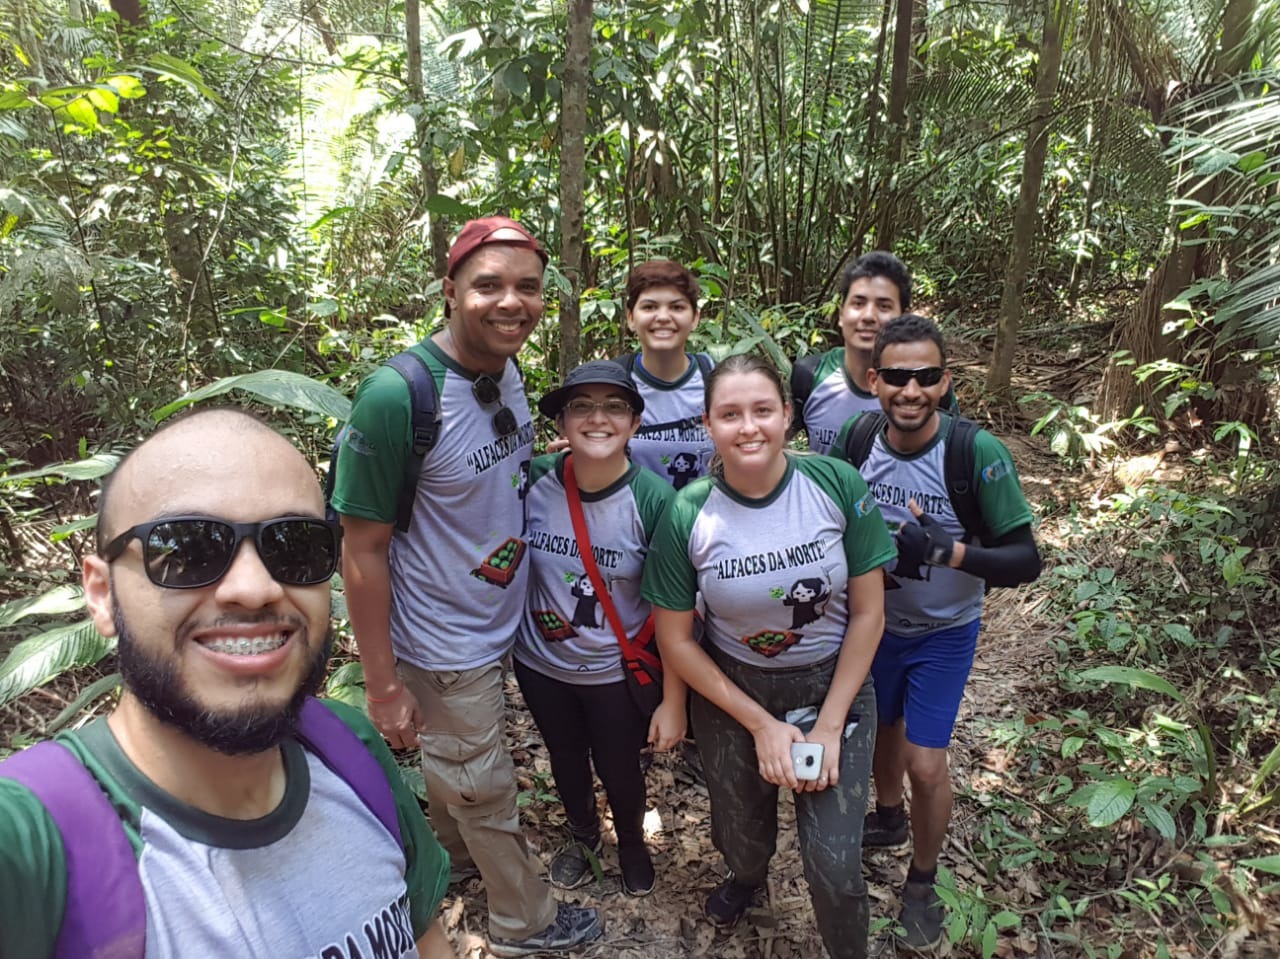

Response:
(333, 217), (604, 956)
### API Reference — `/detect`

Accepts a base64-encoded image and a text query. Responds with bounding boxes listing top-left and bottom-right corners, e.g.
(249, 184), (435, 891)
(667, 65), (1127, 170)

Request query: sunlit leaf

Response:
(1140, 800), (1177, 840)
(0, 622), (115, 707)
(45, 672), (122, 733)
(2, 453), (120, 484)
(152, 370), (350, 422)
(0, 585), (85, 627)
(1076, 665), (1184, 703)
(1239, 855), (1280, 876)
(1087, 778), (1136, 826)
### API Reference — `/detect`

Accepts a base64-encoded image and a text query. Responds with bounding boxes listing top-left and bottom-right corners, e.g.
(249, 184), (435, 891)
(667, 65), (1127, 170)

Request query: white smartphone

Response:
(791, 742), (824, 780)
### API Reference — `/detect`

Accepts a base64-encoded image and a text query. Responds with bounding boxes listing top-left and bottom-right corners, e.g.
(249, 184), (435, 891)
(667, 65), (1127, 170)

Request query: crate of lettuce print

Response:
(741, 629), (800, 658)
(533, 609), (576, 641)
(472, 536), (527, 588)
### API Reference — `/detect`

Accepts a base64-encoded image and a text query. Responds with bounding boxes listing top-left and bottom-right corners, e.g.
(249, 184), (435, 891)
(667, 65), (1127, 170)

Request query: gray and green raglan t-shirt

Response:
(0, 702), (449, 959)
(332, 338), (534, 670)
(514, 453), (674, 684)
(642, 453), (896, 668)
(794, 348), (881, 455)
(831, 411), (1034, 637)
(627, 353), (715, 490)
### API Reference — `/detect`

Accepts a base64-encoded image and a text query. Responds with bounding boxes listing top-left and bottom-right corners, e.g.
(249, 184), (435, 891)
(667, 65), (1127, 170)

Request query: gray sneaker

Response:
(549, 838), (602, 890)
(897, 879), (944, 951)
(488, 902), (604, 957)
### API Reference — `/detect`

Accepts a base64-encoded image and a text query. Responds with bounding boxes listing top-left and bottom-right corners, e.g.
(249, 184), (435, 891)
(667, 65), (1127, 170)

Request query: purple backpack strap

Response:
(0, 741), (146, 959)
(295, 697), (402, 846)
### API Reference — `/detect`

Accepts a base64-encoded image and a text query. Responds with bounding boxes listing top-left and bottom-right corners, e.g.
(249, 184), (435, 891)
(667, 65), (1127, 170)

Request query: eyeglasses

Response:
(472, 375), (518, 437)
(562, 398), (636, 419)
(875, 366), (946, 388)
(101, 516), (343, 589)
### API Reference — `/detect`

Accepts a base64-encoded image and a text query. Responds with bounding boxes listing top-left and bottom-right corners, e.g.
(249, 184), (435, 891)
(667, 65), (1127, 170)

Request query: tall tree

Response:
(875, 0), (917, 248)
(987, 0), (1065, 394)
(1095, 0), (1264, 420)
(405, 0), (449, 277)
(558, 0), (590, 375)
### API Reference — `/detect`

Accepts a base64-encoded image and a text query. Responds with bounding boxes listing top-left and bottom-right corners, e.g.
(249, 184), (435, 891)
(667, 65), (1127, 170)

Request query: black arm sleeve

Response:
(957, 523), (1040, 588)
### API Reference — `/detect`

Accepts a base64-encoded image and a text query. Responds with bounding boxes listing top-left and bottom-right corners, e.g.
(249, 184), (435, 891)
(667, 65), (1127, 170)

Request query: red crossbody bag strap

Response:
(562, 455), (658, 669)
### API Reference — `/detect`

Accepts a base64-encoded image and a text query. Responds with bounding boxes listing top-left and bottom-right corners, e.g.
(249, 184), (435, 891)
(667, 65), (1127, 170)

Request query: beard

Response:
(114, 606), (333, 756)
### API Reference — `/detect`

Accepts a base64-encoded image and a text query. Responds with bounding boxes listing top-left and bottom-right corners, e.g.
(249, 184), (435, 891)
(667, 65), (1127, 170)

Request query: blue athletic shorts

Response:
(870, 618), (981, 749)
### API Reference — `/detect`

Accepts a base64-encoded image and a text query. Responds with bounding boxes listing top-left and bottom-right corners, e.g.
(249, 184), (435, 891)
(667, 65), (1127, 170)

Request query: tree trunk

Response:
(404, 0), (448, 277)
(304, 0), (338, 57)
(1096, 0), (1258, 421)
(558, 0), (590, 377)
(874, 0), (916, 249)
(986, 0), (1063, 395)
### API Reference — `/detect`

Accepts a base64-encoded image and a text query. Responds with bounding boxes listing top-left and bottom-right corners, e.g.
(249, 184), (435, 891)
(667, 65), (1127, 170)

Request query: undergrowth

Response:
(950, 453), (1280, 956)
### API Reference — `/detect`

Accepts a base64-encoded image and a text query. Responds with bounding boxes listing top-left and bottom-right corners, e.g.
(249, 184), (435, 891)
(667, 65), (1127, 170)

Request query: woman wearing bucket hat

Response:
(513, 360), (686, 898)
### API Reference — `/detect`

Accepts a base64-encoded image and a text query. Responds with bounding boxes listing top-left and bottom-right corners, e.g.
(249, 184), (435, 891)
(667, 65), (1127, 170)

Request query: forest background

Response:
(1, 0), (1278, 955)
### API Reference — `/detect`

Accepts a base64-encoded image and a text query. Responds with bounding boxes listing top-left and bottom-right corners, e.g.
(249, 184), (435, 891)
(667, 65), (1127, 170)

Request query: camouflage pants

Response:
(692, 648), (877, 959)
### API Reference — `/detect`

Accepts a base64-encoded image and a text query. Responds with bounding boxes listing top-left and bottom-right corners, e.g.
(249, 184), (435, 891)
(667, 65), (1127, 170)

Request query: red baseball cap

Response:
(446, 216), (548, 278)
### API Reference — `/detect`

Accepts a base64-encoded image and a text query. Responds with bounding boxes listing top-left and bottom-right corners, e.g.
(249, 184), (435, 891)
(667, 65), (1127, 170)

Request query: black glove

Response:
(896, 512), (956, 568)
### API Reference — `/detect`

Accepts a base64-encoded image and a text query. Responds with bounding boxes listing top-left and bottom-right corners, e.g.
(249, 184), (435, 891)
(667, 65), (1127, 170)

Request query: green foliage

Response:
(0, 619), (114, 708)
(1020, 390), (1157, 464)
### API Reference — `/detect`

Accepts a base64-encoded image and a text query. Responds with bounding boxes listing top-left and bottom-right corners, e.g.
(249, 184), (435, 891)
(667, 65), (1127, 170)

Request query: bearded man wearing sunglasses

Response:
(0, 409), (455, 958)
(832, 315), (1040, 952)
(331, 218), (603, 957)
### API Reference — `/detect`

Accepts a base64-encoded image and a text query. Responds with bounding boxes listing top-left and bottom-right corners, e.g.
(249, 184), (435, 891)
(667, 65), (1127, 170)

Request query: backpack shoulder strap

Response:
(943, 415), (987, 544)
(295, 698), (402, 847)
(384, 350), (440, 533)
(0, 742), (146, 959)
(842, 412), (886, 468)
(791, 353), (821, 407)
(693, 352), (714, 378)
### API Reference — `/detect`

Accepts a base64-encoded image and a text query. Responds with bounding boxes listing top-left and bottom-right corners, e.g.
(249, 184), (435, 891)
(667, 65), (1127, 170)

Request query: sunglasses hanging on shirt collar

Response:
(472, 374), (519, 437)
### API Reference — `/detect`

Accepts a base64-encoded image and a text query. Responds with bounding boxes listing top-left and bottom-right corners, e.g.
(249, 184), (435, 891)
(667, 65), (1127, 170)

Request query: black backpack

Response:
(842, 412), (991, 546)
(325, 350), (440, 533)
(615, 351), (714, 380)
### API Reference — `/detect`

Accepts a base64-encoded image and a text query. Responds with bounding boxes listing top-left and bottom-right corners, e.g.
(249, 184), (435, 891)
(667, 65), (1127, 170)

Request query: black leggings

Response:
(513, 660), (649, 847)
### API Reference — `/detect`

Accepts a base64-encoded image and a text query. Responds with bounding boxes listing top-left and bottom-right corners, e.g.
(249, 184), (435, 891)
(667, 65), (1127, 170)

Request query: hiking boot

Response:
(897, 879), (944, 952)
(488, 902), (604, 957)
(549, 837), (602, 890)
(619, 843), (655, 898)
(863, 806), (910, 851)
(705, 877), (761, 928)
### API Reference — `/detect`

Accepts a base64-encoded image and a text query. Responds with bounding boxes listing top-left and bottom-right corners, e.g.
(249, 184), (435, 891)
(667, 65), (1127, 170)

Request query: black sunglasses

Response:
(876, 366), (946, 388)
(472, 375), (519, 437)
(101, 516), (343, 589)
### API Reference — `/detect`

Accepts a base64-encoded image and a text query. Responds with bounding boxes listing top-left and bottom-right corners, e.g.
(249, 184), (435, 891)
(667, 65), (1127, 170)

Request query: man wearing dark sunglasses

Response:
(332, 218), (603, 956)
(0, 409), (454, 958)
(833, 316), (1040, 952)
(791, 252), (957, 455)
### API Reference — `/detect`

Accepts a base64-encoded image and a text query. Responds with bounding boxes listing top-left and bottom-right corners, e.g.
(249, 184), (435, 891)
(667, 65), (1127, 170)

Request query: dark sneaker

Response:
(489, 902), (604, 958)
(863, 807), (910, 850)
(619, 844), (655, 898)
(705, 878), (761, 928)
(549, 838), (602, 890)
(897, 879), (944, 951)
